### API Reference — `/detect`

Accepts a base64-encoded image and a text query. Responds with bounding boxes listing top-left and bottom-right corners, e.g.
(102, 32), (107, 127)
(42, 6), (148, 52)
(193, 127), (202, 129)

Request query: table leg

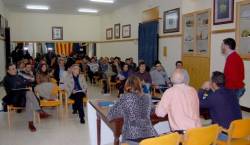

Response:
(97, 115), (101, 145)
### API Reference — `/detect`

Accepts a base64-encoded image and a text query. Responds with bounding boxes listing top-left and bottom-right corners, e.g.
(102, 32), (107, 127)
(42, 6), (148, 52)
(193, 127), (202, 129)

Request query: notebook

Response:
(98, 101), (114, 107)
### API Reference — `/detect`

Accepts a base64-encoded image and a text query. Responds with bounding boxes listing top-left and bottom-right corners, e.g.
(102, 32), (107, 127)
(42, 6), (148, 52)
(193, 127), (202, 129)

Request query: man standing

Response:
(155, 69), (201, 132)
(221, 38), (245, 98)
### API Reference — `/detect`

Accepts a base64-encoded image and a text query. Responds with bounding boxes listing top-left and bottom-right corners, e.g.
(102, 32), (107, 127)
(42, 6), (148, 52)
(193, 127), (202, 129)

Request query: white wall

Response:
(97, 0), (250, 108)
(8, 12), (101, 41)
(97, 0), (146, 63)
(0, 0), (6, 80)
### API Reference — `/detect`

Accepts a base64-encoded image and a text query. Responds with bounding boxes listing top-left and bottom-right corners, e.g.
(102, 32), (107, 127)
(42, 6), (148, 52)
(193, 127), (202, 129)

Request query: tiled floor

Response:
(0, 84), (249, 145)
(0, 84), (117, 145)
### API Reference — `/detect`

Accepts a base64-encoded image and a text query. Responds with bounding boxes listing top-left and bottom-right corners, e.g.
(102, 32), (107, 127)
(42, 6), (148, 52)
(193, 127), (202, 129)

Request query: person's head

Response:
(17, 60), (26, 70)
(25, 63), (32, 72)
(175, 61), (183, 69)
(58, 57), (65, 67)
(91, 58), (96, 63)
(115, 57), (121, 63)
(40, 64), (48, 73)
(130, 57), (134, 62)
(7, 64), (17, 76)
(122, 64), (129, 72)
(171, 69), (185, 85)
(221, 38), (236, 55)
(125, 58), (130, 64)
(72, 64), (80, 76)
(138, 62), (146, 73)
(154, 61), (162, 71)
(211, 71), (225, 91)
(124, 76), (142, 94)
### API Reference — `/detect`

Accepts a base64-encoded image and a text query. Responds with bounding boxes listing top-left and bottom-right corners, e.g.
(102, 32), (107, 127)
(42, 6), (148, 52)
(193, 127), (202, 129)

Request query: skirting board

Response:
(241, 106), (250, 112)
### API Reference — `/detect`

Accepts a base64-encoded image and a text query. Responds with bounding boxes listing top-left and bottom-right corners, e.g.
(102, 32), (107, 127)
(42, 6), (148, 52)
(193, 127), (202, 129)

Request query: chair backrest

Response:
(50, 78), (58, 84)
(229, 118), (250, 139)
(51, 85), (60, 97)
(139, 133), (181, 145)
(183, 124), (221, 145)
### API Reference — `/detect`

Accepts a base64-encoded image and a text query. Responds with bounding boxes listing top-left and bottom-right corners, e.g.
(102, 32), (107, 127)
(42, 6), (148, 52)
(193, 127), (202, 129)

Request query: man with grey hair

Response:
(156, 69), (201, 132)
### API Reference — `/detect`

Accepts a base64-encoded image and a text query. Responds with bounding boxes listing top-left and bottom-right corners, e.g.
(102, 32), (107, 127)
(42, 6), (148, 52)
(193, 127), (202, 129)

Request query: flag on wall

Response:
(55, 42), (73, 56)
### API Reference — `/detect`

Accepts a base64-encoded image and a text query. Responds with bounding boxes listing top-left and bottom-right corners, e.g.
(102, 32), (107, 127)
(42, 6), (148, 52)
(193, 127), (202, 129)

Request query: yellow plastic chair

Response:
(62, 91), (89, 115)
(183, 124), (221, 145)
(38, 85), (63, 119)
(50, 78), (58, 84)
(7, 105), (40, 128)
(139, 133), (181, 145)
(217, 118), (250, 145)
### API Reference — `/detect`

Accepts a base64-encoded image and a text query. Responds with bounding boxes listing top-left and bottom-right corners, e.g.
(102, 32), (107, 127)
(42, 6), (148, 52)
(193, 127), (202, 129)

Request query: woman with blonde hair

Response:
(107, 76), (157, 145)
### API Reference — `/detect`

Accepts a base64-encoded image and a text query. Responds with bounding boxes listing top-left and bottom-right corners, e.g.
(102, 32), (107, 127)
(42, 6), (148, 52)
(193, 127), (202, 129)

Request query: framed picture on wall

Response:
(114, 23), (120, 39)
(106, 28), (113, 40)
(52, 26), (63, 40)
(122, 24), (131, 38)
(213, 0), (234, 25)
(0, 15), (5, 37)
(163, 8), (180, 33)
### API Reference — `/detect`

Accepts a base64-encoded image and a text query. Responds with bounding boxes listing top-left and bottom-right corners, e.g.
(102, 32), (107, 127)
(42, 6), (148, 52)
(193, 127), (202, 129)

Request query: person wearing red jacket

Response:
(221, 38), (245, 98)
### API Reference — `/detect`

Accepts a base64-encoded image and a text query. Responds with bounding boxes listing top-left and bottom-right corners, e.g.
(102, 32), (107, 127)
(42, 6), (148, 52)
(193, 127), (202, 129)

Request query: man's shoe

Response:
(72, 110), (77, 114)
(80, 118), (85, 124)
(28, 121), (37, 132)
(16, 109), (22, 113)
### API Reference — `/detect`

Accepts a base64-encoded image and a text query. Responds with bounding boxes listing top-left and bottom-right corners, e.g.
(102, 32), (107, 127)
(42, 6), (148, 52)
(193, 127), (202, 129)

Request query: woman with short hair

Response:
(107, 76), (157, 145)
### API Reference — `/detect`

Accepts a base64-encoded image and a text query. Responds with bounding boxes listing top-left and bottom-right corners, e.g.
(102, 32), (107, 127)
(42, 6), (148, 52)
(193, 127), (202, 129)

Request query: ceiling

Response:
(3, 0), (138, 15)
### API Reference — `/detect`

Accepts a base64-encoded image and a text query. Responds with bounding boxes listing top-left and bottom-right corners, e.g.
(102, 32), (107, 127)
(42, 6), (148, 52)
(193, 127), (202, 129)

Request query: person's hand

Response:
(28, 87), (32, 91)
(202, 81), (211, 90)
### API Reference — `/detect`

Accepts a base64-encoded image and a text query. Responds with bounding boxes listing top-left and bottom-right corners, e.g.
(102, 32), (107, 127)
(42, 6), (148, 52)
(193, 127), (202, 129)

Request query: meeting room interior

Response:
(0, 0), (250, 145)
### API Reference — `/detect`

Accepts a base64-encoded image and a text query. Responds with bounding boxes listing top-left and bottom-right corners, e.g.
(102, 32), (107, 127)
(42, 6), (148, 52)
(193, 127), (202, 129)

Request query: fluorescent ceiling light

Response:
(89, 0), (114, 4)
(26, 5), (49, 10)
(78, 8), (99, 13)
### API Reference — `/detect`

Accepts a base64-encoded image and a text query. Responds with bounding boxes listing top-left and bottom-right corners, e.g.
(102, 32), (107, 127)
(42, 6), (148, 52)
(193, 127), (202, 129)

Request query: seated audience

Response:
(198, 71), (242, 140)
(175, 61), (190, 84)
(135, 62), (152, 94)
(113, 57), (122, 73)
(17, 60), (26, 74)
(150, 61), (171, 93)
(53, 57), (66, 84)
(19, 63), (35, 84)
(87, 57), (100, 84)
(156, 69), (201, 132)
(129, 57), (137, 71)
(117, 64), (133, 95)
(36, 64), (50, 84)
(100, 58), (116, 94)
(107, 76), (157, 144)
(65, 64), (87, 124)
(3, 64), (49, 132)
(35, 63), (58, 100)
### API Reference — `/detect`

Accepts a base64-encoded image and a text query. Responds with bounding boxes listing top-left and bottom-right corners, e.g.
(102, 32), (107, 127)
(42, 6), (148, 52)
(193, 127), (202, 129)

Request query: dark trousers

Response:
(3, 92), (26, 107)
(88, 71), (99, 83)
(102, 79), (109, 94)
(70, 92), (85, 120)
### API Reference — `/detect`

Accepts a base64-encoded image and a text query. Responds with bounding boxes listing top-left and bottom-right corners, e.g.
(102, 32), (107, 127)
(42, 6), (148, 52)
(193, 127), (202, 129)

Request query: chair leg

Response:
(7, 107), (11, 129)
(56, 106), (60, 119)
(37, 112), (41, 125)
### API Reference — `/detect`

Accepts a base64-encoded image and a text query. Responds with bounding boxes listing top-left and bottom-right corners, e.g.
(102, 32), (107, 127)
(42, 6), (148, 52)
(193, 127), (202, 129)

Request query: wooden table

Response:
(89, 100), (168, 145)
